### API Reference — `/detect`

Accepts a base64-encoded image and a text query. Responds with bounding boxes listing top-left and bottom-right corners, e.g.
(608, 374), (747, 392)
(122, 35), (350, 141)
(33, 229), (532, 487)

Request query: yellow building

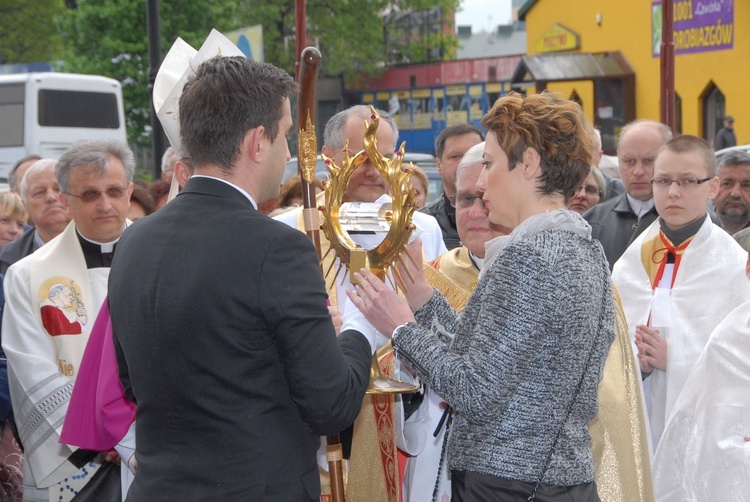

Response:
(517, 0), (747, 153)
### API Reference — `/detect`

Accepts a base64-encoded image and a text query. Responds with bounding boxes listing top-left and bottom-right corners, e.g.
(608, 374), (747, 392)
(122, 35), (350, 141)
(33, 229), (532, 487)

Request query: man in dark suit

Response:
(108, 56), (372, 500)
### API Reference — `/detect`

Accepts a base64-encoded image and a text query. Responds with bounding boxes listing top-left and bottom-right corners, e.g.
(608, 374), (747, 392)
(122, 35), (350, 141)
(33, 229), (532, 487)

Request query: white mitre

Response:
(154, 29), (245, 159)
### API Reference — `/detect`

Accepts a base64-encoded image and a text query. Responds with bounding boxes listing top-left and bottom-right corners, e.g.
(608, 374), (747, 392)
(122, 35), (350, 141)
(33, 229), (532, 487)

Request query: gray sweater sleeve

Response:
(394, 245), (552, 417)
(413, 288), (459, 336)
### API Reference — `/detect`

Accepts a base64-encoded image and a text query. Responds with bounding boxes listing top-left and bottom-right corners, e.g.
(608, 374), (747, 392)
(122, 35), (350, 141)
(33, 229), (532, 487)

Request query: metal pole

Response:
(660, 0), (676, 133)
(147, 0), (167, 180)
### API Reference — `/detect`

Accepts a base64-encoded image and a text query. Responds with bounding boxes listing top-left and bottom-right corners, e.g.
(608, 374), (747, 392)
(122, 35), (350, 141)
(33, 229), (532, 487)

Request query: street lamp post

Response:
(147, 0), (167, 180)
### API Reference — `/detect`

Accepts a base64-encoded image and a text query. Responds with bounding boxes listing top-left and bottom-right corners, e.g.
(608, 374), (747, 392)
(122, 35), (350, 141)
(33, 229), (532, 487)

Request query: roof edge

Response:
(518, 0), (539, 21)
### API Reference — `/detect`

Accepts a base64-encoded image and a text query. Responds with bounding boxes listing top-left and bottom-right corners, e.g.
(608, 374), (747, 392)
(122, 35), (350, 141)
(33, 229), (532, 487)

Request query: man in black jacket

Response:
(108, 56), (372, 501)
(421, 124), (483, 250)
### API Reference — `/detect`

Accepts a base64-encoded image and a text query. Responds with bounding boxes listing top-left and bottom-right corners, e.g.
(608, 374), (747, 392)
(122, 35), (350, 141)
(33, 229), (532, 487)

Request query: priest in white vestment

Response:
(2, 140), (135, 501)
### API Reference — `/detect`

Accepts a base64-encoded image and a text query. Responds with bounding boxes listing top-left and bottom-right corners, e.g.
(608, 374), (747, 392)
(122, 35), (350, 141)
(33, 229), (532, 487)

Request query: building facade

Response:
(519, 0), (748, 151)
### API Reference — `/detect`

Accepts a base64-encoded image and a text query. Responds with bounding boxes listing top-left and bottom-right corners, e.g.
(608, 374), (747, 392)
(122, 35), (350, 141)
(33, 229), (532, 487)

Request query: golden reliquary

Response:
(318, 107), (420, 395)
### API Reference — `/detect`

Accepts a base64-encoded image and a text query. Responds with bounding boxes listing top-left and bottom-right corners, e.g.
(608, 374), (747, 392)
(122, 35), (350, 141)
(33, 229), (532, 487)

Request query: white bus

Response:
(0, 72), (127, 182)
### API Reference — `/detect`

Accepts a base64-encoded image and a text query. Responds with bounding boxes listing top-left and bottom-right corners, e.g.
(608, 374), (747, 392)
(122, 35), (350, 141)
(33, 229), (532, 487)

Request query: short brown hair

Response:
(481, 92), (594, 198)
(180, 56), (298, 173)
(658, 135), (716, 176)
(131, 184), (156, 216)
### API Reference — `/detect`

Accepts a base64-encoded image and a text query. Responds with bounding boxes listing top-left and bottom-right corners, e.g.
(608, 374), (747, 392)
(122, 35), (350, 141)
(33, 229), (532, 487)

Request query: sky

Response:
(455, 0), (513, 32)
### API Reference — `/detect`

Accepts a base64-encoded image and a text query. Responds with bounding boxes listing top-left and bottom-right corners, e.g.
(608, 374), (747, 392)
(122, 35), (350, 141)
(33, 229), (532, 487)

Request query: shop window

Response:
(701, 83), (725, 145)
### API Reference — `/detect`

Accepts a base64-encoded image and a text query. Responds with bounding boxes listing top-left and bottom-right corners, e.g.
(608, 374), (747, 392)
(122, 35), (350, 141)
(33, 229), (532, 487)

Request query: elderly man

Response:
(0, 159), (71, 274)
(275, 105), (447, 305)
(431, 142), (509, 292)
(715, 150), (750, 234)
(421, 124), (484, 250)
(2, 139), (134, 500)
(584, 120), (672, 268)
(160, 146), (178, 184)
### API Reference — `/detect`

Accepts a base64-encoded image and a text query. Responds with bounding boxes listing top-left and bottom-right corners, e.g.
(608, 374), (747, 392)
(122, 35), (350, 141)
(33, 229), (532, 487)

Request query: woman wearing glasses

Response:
(567, 167), (606, 214)
(348, 92), (615, 501)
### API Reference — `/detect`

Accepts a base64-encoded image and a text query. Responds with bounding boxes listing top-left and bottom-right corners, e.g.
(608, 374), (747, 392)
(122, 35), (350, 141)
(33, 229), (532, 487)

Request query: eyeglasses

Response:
(650, 177), (712, 189)
(448, 193), (487, 209)
(574, 185), (600, 197)
(62, 186), (129, 203)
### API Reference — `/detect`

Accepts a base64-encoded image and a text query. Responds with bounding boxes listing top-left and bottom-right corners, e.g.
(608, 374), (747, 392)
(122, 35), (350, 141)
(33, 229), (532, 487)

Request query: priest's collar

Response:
(659, 214), (706, 247)
(76, 230), (122, 269)
(469, 251), (484, 271)
(626, 194), (655, 218)
(191, 175), (258, 209)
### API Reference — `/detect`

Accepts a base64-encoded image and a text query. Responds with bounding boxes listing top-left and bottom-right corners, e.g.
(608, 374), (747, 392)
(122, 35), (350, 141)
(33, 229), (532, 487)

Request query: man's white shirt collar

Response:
(192, 174), (258, 210)
(626, 193), (655, 218)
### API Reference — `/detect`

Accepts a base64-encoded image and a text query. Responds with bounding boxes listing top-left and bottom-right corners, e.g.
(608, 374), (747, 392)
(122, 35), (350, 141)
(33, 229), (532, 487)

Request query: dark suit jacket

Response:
(420, 192), (460, 250)
(0, 229), (38, 275)
(109, 177), (371, 501)
(583, 193), (659, 269)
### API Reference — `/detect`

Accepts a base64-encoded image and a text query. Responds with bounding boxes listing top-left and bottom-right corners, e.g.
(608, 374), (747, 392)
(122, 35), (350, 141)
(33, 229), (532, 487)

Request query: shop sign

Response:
(534, 24), (580, 53)
(652, 0), (734, 56)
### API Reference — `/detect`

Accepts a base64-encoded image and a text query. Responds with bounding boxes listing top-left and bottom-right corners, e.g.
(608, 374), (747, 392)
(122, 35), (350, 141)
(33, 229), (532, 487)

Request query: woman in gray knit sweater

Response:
(348, 92), (616, 501)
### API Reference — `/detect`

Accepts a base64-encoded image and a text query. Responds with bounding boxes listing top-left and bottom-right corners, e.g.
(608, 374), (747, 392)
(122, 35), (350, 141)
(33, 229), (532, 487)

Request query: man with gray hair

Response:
(160, 146), (178, 184)
(593, 128), (624, 202)
(0, 159), (71, 274)
(421, 123), (484, 250)
(2, 139), (134, 500)
(714, 150), (750, 234)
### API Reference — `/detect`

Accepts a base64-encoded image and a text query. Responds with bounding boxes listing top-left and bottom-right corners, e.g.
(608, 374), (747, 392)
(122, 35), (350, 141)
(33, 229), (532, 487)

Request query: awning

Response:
(511, 51), (634, 85)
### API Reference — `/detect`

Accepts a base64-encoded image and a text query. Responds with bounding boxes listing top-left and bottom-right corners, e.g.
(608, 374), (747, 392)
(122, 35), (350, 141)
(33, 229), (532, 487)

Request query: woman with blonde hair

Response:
(409, 166), (429, 209)
(0, 191), (27, 247)
(348, 92), (614, 501)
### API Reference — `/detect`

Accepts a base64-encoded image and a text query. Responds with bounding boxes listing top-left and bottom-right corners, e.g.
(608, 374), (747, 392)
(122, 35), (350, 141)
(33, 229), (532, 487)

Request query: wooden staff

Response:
(297, 47), (323, 257)
(297, 46), (346, 502)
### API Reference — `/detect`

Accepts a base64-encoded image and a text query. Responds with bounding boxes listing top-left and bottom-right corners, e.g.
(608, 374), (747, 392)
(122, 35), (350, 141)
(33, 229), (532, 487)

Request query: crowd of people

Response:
(0, 45), (747, 502)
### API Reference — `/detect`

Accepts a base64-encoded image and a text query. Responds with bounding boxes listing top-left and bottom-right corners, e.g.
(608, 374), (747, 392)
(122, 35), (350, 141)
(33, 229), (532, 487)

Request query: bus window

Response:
(0, 84), (25, 147)
(38, 90), (120, 129)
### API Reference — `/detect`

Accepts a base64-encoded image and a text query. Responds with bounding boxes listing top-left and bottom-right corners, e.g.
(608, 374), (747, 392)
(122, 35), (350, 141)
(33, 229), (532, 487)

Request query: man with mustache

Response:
(715, 150), (750, 235)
